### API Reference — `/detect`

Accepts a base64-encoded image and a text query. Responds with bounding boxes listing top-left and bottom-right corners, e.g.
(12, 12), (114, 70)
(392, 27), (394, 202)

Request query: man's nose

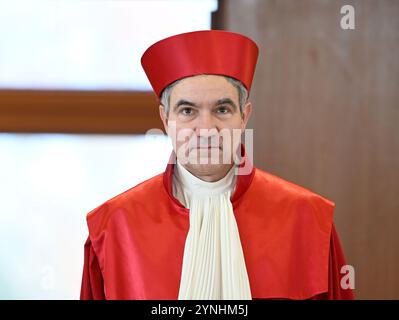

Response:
(194, 111), (218, 134)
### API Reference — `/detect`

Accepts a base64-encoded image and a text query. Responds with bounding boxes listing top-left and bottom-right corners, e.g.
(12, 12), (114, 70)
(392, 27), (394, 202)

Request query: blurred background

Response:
(0, 0), (398, 299)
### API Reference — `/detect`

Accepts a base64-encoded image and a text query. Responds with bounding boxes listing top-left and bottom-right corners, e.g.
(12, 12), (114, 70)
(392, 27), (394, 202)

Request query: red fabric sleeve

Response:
(311, 224), (355, 300)
(80, 236), (106, 300)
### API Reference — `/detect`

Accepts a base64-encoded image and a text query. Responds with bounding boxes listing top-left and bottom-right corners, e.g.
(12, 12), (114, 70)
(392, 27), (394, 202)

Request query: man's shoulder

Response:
(253, 167), (335, 209)
(86, 172), (165, 222)
(252, 167), (335, 243)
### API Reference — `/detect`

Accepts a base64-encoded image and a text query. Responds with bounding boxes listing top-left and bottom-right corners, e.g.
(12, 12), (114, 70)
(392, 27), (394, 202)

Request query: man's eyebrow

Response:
(172, 98), (238, 112)
(173, 99), (198, 112)
(215, 98), (238, 112)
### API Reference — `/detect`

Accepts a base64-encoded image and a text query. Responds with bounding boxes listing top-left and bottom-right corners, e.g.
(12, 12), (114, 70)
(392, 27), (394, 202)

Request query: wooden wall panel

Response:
(221, 0), (399, 299)
(0, 90), (161, 134)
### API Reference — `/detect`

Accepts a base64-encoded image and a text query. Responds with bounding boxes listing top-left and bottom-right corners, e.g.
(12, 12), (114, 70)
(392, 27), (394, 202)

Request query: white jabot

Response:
(173, 160), (252, 300)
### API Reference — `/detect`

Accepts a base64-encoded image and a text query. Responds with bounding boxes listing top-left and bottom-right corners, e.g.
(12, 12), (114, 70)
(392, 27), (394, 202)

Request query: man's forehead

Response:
(170, 75), (239, 101)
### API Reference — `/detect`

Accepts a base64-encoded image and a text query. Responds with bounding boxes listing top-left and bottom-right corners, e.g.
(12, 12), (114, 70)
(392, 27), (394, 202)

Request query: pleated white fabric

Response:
(173, 160), (252, 300)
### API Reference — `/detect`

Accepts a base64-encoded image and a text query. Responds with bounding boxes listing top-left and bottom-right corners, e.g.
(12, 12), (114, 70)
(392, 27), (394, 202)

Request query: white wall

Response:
(0, 133), (172, 299)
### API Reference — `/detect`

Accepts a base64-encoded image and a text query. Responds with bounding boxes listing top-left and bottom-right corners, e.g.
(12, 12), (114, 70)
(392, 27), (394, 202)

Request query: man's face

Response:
(160, 74), (252, 179)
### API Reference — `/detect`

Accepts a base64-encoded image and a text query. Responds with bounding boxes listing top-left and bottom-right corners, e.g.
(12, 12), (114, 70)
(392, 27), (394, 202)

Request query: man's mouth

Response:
(194, 146), (221, 149)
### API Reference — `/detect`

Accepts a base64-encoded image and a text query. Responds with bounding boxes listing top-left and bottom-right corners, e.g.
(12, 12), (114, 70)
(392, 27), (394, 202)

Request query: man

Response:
(80, 30), (354, 300)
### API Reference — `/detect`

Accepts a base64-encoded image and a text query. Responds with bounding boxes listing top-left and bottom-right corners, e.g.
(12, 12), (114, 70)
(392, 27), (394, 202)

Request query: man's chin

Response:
(183, 161), (233, 176)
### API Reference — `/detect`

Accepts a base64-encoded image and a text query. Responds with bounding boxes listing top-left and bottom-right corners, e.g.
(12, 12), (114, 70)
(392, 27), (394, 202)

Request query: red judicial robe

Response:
(80, 147), (354, 300)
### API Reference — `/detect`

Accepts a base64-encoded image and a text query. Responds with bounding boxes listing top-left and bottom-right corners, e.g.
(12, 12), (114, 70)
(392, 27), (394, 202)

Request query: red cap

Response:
(141, 30), (259, 97)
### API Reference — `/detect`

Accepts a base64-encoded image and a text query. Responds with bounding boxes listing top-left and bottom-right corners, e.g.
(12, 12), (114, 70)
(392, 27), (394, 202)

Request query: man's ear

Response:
(159, 104), (168, 134)
(241, 101), (252, 132)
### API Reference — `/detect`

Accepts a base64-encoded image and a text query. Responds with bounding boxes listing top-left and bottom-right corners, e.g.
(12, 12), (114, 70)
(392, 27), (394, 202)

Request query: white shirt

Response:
(173, 160), (252, 300)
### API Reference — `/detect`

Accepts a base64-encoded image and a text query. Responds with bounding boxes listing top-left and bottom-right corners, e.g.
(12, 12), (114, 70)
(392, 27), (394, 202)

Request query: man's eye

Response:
(217, 106), (230, 114)
(180, 107), (193, 115)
